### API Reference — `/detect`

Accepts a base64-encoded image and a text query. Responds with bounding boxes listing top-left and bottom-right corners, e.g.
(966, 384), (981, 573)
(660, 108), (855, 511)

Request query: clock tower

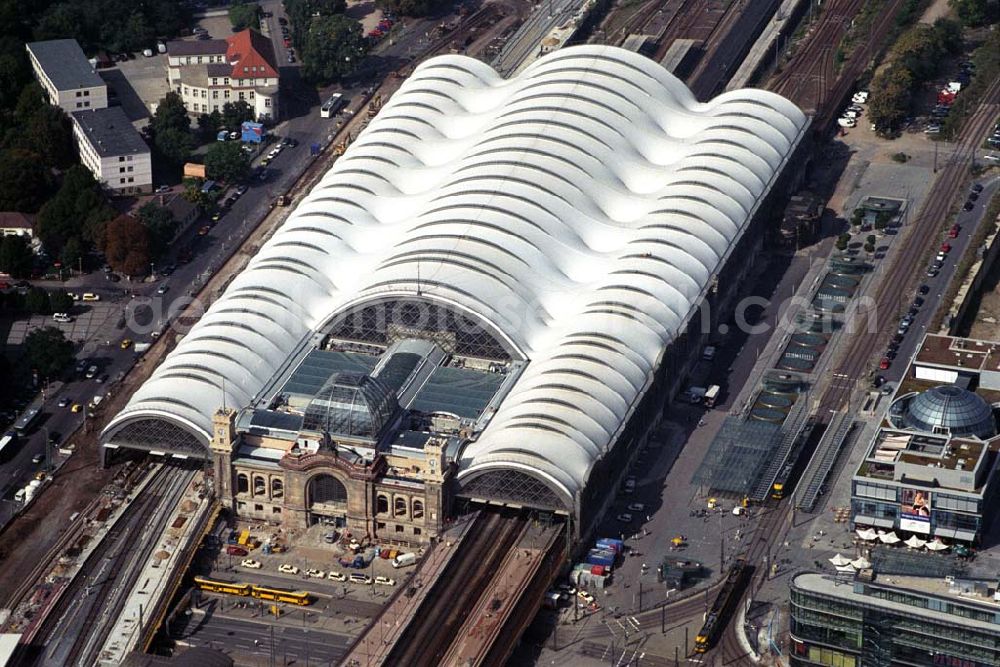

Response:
(210, 407), (237, 509)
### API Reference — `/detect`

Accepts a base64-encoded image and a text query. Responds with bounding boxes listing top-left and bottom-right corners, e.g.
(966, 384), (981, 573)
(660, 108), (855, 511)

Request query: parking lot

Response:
(3, 301), (119, 349)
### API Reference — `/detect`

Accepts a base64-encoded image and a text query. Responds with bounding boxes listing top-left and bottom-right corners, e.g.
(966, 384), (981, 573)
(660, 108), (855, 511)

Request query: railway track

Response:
(712, 76), (1000, 664)
(22, 465), (196, 667)
(386, 510), (526, 666)
(770, 0), (866, 109)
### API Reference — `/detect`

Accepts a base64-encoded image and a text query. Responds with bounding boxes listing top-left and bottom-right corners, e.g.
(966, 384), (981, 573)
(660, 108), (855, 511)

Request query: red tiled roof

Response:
(225, 29), (279, 80)
(0, 212), (34, 229)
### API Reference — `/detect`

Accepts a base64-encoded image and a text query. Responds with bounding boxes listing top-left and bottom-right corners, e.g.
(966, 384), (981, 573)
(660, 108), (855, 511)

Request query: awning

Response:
(855, 516), (895, 529)
(934, 528), (958, 539)
(954, 530), (977, 542)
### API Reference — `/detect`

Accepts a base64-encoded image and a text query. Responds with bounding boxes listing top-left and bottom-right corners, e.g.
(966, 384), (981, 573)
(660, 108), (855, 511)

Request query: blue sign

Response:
(241, 121), (265, 144)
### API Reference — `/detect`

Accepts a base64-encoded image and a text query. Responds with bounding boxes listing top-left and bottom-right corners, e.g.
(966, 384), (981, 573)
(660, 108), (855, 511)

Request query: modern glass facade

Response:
(790, 574), (1000, 667)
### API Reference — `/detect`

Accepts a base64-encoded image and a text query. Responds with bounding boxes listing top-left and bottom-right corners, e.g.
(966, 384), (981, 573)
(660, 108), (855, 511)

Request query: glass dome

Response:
(903, 385), (996, 439)
(302, 372), (397, 439)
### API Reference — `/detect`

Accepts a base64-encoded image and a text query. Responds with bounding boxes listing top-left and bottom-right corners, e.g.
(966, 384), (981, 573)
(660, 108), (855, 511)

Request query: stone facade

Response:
(211, 410), (451, 546)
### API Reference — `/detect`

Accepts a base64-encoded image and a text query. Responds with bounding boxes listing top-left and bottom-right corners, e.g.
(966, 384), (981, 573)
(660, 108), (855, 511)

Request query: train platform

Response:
(727, 0), (807, 91)
(339, 513), (479, 666)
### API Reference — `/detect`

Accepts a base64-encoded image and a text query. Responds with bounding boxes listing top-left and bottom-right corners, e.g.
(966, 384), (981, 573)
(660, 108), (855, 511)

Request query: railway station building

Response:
(850, 334), (1000, 545)
(101, 45), (808, 544)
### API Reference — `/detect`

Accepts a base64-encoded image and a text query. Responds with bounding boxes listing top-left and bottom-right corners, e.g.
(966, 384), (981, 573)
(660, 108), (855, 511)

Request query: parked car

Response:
(880, 357), (891, 370)
(305, 568), (326, 578)
(627, 503), (645, 512)
(374, 576), (396, 586)
(278, 564), (299, 574)
(949, 224), (960, 238)
(349, 573), (372, 584)
(154, 184), (170, 194)
(241, 558), (262, 569)
(57, 397), (70, 408)
(918, 284), (930, 295)
(616, 513), (633, 522)
(328, 571), (346, 581)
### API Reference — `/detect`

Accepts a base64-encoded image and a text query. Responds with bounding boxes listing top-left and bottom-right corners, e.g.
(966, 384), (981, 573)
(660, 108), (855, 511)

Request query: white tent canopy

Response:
(835, 563), (857, 574)
(829, 553), (852, 567)
(856, 528), (878, 541)
(926, 539), (950, 551)
(904, 535), (926, 549)
(879, 531), (901, 544)
(851, 556), (871, 569)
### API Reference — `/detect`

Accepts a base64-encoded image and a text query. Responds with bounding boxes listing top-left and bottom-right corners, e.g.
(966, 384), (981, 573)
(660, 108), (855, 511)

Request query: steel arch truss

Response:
(458, 469), (570, 512)
(103, 417), (210, 459)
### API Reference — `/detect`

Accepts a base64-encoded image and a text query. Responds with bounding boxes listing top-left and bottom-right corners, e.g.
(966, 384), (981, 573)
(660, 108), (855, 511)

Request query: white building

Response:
(25, 39), (108, 113)
(72, 108), (152, 196)
(0, 212), (34, 239)
(165, 29), (279, 121)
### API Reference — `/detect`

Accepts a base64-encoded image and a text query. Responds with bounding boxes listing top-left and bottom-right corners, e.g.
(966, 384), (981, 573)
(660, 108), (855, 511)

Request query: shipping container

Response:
(586, 549), (615, 568)
(591, 564), (607, 576)
(596, 538), (624, 553)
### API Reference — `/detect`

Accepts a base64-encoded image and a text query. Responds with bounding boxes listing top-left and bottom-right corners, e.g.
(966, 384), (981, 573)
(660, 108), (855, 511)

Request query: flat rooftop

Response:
(914, 334), (997, 371)
(71, 107), (148, 158)
(27, 39), (104, 91)
(794, 573), (1000, 631)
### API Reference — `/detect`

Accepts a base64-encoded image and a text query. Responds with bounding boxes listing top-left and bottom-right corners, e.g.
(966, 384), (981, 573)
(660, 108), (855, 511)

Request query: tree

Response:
(205, 140), (251, 183)
(867, 64), (913, 132)
(229, 1), (261, 31)
(36, 165), (113, 256)
(221, 101), (254, 132)
(835, 234), (850, 252)
(60, 236), (83, 271)
(377, 0), (446, 17)
(152, 91), (193, 163)
(949, 0), (999, 27)
(0, 148), (54, 212)
(850, 209), (863, 226)
(197, 110), (223, 142)
(24, 286), (51, 314)
(0, 234), (33, 278)
(24, 326), (73, 380)
(137, 201), (177, 254)
(5, 98), (76, 169)
(104, 214), (151, 276)
(49, 290), (74, 313)
(301, 15), (368, 84)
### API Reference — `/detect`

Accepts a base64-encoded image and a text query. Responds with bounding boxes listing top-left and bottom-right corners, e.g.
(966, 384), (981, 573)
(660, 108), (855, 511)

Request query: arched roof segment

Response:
(102, 46), (806, 493)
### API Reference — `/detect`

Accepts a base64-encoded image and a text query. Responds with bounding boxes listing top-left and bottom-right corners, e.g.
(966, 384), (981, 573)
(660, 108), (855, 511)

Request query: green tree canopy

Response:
(49, 290), (73, 313)
(222, 101), (255, 132)
(24, 326), (73, 380)
(34, 0), (191, 54)
(949, 0), (999, 27)
(60, 236), (83, 270)
(301, 15), (368, 84)
(0, 148), (53, 212)
(229, 2), (261, 31)
(377, 0), (446, 17)
(24, 286), (51, 314)
(152, 91), (193, 163)
(36, 165), (113, 257)
(104, 214), (150, 276)
(137, 201), (177, 256)
(0, 234), (33, 278)
(205, 140), (251, 182)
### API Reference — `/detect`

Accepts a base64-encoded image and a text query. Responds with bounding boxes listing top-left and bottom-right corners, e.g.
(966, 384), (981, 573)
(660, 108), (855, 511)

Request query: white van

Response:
(392, 552), (417, 568)
(14, 488), (25, 503)
(52, 313), (73, 323)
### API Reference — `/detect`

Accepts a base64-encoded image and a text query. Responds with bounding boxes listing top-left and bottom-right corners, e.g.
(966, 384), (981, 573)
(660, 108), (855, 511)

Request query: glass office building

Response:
(790, 572), (1000, 667)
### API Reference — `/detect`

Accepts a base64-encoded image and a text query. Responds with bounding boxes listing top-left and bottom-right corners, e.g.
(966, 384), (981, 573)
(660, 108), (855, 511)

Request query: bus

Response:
(703, 385), (720, 408)
(251, 585), (311, 606)
(14, 395), (45, 436)
(320, 93), (346, 118)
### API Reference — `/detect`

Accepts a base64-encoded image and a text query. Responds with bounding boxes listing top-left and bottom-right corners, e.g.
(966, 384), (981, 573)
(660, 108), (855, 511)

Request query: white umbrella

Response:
(904, 535), (926, 549)
(856, 528), (878, 541)
(835, 563), (857, 573)
(926, 539), (950, 551)
(851, 556), (872, 569)
(879, 531), (901, 544)
(829, 553), (852, 567)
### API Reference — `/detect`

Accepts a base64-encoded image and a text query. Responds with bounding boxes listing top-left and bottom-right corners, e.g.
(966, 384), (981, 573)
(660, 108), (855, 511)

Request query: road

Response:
(178, 613), (352, 665)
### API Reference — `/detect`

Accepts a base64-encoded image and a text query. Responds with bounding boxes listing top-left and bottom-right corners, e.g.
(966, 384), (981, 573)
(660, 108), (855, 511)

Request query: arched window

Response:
(271, 478), (284, 499)
(377, 495), (389, 514)
(394, 497), (407, 517)
(308, 474), (348, 506)
(412, 499), (424, 519)
(237, 473), (249, 494)
(253, 475), (266, 496)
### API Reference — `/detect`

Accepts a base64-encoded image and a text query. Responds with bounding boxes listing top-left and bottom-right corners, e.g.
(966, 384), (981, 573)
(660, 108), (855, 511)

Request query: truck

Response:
(687, 386), (707, 404)
(392, 552), (417, 568)
(703, 384), (720, 408)
(133, 342), (151, 353)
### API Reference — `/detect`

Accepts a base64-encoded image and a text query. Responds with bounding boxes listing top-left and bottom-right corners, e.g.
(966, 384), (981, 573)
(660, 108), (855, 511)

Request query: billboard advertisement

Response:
(900, 488), (931, 534)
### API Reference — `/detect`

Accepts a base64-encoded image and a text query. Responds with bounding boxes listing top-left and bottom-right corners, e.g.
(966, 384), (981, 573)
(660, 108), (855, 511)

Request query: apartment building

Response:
(72, 108), (152, 195)
(25, 39), (108, 113)
(165, 29), (279, 121)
